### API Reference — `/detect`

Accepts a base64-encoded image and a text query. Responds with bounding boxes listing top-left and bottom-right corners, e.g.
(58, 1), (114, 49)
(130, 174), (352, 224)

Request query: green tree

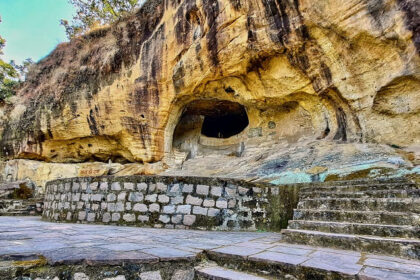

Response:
(61, 0), (143, 39)
(0, 17), (34, 101)
(0, 16), (20, 101)
(0, 61), (19, 101)
(11, 58), (34, 80)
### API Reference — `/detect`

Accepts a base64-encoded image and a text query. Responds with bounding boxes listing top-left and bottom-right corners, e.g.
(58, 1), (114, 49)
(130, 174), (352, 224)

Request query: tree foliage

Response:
(0, 16), (34, 101)
(0, 60), (19, 101)
(0, 16), (18, 101)
(11, 58), (35, 79)
(61, 0), (143, 39)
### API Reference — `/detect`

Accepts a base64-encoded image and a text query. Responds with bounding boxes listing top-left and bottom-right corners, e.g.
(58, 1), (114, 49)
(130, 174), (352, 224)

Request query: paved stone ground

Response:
(1, 217), (419, 279)
(0, 216), (278, 265)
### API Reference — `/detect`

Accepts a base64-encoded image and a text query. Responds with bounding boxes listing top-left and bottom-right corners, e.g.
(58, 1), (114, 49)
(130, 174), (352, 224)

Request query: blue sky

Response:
(0, 0), (76, 64)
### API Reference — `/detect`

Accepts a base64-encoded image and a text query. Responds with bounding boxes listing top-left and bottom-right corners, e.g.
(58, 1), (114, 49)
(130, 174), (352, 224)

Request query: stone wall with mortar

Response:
(42, 175), (300, 231)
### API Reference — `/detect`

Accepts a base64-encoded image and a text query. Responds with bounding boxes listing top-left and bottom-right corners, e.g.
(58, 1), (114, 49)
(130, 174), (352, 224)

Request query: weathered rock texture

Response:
(0, 0), (419, 184)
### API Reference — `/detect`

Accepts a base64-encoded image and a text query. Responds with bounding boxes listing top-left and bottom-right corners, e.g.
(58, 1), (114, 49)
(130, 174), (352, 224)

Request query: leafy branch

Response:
(61, 0), (143, 39)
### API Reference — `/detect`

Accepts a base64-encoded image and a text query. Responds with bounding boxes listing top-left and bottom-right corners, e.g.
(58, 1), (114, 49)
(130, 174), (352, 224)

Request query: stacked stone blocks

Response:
(43, 176), (298, 230)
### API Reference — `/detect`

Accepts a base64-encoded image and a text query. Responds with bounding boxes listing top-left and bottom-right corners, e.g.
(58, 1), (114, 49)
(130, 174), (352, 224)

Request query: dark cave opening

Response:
(172, 99), (249, 152)
(201, 111), (249, 138)
(180, 99), (249, 139)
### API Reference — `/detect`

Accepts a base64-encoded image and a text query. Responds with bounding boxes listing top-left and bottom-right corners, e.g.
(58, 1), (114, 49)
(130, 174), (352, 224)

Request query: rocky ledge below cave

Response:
(2, 139), (418, 193)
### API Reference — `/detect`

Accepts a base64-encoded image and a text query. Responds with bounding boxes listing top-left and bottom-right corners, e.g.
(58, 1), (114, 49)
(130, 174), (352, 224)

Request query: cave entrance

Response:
(172, 99), (249, 157)
(201, 108), (249, 138)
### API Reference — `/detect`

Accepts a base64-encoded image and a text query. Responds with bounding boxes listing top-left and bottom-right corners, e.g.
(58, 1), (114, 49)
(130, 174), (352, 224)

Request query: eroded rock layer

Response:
(0, 0), (419, 185)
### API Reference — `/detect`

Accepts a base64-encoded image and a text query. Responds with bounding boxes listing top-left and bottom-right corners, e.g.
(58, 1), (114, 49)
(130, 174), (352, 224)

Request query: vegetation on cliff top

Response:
(61, 0), (144, 39)
(1, 1), (144, 102)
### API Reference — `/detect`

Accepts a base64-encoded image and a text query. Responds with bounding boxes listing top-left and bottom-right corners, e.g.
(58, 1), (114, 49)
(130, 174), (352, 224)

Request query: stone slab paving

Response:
(196, 266), (267, 280)
(0, 216), (277, 265)
(0, 217), (419, 279)
(209, 242), (420, 279)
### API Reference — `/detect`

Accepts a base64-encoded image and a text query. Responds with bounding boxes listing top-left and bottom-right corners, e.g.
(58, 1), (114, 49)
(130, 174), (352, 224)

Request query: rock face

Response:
(0, 0), (419, 185)
(1, 159), (164, 188)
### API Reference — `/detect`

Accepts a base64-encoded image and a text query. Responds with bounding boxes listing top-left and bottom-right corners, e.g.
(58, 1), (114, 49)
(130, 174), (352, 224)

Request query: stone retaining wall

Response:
(42, 176), (300, 231)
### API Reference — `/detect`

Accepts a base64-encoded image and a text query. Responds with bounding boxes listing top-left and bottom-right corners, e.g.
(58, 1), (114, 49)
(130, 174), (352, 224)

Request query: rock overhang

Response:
(0, 0), (419, 187)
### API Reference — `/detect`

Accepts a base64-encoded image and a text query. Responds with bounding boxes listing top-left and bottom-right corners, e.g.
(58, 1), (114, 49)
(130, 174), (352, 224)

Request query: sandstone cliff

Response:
(0, 0), (419, 187)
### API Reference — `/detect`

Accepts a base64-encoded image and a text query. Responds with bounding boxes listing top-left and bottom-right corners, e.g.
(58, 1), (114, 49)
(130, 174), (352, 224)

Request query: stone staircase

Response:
(0, 181), (43, 216)
(282, 178), (420, 260)
(0, 198), (43, 216)
(165, 149), (189, 168)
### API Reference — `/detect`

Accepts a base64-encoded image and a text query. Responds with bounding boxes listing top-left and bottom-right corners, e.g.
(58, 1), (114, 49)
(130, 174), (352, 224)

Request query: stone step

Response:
(293, 209), (420, 226)
(300, 189), (420, 199)
(0, 211), (29, 216)
(166, 149), (189, 167)
(288, 220), (420, 238)
(281, 229), (420, 260)
(300, 182), (418, 193)
(306, 177), (411, 187)
(297, 198), (420, 213)
(195, 266), (269, 280)
(206, 245), (364, 279)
